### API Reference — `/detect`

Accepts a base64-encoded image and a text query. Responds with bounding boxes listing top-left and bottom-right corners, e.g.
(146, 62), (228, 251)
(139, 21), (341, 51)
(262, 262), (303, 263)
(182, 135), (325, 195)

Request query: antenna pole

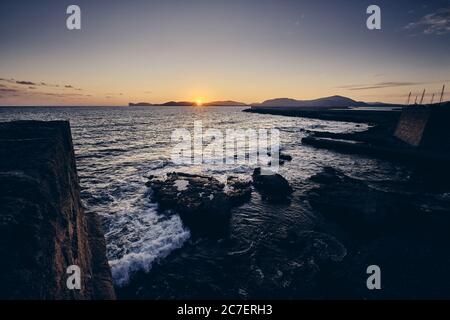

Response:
(406, 92), (411, 105)
(419, 89), (426, 105)
(431, 93), (435, 105)
(414, 95), (418, 104)
(439, 85), (445, 105)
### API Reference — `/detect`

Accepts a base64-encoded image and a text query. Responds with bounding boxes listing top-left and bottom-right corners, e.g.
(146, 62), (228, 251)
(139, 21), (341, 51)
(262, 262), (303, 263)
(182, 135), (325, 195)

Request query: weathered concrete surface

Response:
(394, 106), (431, 146)
(0, 121), (115, 300)
(394, 104), (450, 149)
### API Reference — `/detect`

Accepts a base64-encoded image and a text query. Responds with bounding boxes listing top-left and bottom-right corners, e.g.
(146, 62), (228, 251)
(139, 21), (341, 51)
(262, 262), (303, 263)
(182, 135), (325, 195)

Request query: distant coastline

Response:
(129, 100), (249, 107)
(129, 95), (404, 108)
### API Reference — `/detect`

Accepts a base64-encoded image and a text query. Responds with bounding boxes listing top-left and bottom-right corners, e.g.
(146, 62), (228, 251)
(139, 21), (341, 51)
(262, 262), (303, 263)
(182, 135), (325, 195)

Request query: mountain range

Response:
(129, 100), (248, 107)
(129, 95), (369, 107)
(252, 95), (367, 107)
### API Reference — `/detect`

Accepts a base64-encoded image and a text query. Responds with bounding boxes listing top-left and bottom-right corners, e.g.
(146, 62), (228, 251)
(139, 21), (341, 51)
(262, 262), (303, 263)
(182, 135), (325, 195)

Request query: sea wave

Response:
(106, 208), (190, 286)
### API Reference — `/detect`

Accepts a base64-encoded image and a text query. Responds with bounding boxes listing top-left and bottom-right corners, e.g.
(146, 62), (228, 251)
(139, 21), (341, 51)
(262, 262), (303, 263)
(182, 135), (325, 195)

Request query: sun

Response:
(196, 99), (203, 106)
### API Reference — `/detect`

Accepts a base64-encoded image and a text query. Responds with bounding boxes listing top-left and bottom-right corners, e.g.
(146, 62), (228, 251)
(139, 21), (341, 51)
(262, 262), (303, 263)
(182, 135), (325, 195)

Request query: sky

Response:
(0, 0), (449, 106)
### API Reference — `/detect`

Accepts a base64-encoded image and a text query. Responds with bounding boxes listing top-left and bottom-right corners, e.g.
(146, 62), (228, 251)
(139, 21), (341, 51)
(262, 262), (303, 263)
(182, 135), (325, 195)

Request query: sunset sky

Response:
(1, 0), (449, 106)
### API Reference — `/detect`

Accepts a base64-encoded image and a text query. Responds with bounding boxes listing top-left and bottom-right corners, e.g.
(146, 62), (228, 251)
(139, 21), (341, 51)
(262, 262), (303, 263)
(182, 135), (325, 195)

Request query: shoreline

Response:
(245, 104), (450, 168)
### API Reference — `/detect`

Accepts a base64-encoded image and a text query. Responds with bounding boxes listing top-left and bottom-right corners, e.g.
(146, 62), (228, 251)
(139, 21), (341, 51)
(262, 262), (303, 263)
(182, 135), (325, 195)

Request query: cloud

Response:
(0, 88), (17, 93)
(1, 78), (83, 91)
(16, 80), (36, 85)
(405, 7), (450, 35)
(41, 92), (86, 98)
(64, 84), (82, 90)
(0, 80), (88, 100)
(338, 82), (423, 91)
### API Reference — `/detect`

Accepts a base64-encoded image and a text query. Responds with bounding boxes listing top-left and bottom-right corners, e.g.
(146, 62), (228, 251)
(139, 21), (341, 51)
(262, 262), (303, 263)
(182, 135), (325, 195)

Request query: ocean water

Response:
(0, 106), (415, 298)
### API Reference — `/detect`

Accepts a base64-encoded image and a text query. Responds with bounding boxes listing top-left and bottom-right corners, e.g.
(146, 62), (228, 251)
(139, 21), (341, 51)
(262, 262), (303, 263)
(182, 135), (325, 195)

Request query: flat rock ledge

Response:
(146, 172), (252, 234)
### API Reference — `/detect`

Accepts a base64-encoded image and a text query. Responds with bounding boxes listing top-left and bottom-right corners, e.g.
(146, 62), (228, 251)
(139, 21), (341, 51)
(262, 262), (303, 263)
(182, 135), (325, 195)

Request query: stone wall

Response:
(0, 121), (115, 299)
(394, 106), (430, 146)
(394, 104), (450, 150)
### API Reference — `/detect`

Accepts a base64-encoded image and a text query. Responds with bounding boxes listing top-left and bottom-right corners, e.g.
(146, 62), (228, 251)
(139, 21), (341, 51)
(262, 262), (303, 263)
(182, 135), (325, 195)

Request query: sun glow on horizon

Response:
(196, 99), (203, 106)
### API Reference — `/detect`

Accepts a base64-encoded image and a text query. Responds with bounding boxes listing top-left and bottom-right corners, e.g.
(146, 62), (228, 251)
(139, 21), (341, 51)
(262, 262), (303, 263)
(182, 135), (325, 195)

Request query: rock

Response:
(252, 168), (293, 200)
(267, 152), (292, 165)
(226, 176), (253, 206)
(0, 121), (116, 300)
(146, 172), (252, 234)
(279, 154), (293, 162)
(308, 167), (416, 240)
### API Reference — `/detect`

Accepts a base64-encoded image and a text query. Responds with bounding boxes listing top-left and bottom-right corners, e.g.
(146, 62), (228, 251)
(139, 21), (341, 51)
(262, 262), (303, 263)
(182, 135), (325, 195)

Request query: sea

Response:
(0, 106), (428, 298)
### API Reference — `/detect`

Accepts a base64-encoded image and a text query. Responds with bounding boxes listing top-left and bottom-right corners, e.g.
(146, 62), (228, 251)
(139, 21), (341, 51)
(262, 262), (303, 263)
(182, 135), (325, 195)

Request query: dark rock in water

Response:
(279, 154), (293, 162)
(267, 152), (292, 165)
(0, 121), (115, 300)
(252, 168), (293, 200)
(146, 172), (252, 234)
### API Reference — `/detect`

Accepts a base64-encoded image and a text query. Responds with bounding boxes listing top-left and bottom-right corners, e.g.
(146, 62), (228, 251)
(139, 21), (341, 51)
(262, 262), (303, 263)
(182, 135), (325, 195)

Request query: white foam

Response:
(99, 180), (190, 287)
(108, 213), (190, 286)
(174, 179), (189, 191)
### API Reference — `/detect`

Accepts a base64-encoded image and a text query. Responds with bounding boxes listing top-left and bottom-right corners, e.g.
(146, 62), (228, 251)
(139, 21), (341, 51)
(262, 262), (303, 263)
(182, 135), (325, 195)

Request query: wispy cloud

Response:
(0, 77), (89, 100)
(64, 84), (83, 90)
(0, 87), (19, 93)
(405, 7), (450, 35)
(339, 79), (449, 91)
(1, 78), (82, 91)
(16, 80), (36, 86)
(338, 82), (424, 91)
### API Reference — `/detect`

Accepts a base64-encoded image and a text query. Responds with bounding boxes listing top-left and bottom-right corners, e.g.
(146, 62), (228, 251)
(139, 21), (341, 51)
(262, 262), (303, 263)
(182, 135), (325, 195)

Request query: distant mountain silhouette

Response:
(159, 101), (194, 106)
(129, 100), (248, 107)
(129, 102), (153, 106)
(254, 95), (367, 107)
(204, 100), (248, 106)
(129, 96), (367, 107)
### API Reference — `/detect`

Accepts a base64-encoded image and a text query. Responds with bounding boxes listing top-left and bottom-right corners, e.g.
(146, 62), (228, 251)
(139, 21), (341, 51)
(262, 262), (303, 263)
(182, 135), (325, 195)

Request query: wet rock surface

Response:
(252, 168), (293, 201)
(146, 172), (252, 235)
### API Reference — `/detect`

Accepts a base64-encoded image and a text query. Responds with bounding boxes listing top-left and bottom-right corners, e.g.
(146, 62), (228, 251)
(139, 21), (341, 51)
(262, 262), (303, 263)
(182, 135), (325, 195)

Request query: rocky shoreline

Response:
(247, 103), (450, 167)
(239, 104), (450, 298)
(2, 107), (450, 299)
(146, 169), (293, 236)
